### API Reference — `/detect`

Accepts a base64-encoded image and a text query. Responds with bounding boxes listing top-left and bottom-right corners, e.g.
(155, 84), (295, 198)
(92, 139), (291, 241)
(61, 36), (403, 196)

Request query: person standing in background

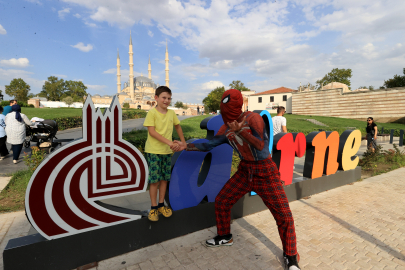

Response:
(0, 106), (10, 160)
(366, 117), (378, 152)
(4, 105), (35, 163)
(272, 106), (287, 136)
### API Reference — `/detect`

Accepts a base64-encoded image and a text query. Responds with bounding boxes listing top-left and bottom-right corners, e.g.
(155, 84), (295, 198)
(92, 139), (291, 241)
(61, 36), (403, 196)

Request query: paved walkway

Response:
(1, 168), (405, 270)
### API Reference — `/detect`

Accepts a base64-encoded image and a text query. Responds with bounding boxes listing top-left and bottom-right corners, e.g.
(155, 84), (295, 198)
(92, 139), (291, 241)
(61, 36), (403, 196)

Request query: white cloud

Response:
(0, 68), (45, 96)
(84, 21), (97, 28)
(0, 58), (30, 68)
(201, 81), (224, 90)
(25, 0), (42, 4)
(212, 72), (219, 76)
(58, 8), (71, 19)
(74, 13), (81, 18)
(86, 84), (107, 91)
(0, 24), (7, 35)
(173, 56), (181, 62)
(148, 30), (154, 37)
(51, 74), (68, 78)
(61, 0), (405, 90)
(71, 42), (94, 52)
(103, 68), (116, 74)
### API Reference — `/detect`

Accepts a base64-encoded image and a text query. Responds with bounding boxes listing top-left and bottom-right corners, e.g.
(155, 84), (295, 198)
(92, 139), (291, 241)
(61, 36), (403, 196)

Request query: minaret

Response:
(117, 49), (121, 93)
(129, 31), (134, 100)
(165, 40), (169, 87)
(148, 55), (152, 80)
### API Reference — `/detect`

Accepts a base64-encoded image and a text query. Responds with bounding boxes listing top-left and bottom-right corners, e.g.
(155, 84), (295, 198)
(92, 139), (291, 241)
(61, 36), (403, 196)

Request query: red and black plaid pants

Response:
(215, 157), (298, 256)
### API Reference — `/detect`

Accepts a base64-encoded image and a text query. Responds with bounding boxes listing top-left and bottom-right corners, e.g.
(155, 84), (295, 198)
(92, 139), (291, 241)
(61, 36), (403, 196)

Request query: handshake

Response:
(170, 140), (187, 152)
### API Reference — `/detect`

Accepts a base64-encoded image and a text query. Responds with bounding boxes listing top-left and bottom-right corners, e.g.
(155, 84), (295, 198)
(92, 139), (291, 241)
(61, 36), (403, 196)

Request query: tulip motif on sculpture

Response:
(25, 96), (148, 240)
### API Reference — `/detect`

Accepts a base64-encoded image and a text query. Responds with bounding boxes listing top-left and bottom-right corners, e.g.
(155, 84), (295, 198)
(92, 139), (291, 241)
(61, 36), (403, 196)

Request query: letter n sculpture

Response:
(25, 96), (148, 240)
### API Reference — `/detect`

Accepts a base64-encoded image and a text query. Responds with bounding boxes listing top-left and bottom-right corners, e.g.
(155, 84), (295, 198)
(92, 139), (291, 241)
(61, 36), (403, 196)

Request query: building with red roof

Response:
(248, 87), (297, 113)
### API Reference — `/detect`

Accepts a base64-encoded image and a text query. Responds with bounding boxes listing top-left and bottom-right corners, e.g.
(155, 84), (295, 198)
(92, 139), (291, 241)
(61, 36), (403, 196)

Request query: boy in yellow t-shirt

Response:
(143, 86), (186, 221)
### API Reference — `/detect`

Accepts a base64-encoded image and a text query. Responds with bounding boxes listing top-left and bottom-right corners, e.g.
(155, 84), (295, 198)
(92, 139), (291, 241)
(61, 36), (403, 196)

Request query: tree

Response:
(5, 78), (31, 102)
(383, 68), (405, 88)
(202, 86), (225, 112)
(229, 80), (251, 91)
(63, 96), (74, 107)
(40, 76), (65, 101)
(358, 86), (374, 90)
(316, 68), (352, 89)
(63, 80), (88, 102)
(123, 102), (130, 109)
(183, 104), (188, 109)
(174, 101), (184, 108)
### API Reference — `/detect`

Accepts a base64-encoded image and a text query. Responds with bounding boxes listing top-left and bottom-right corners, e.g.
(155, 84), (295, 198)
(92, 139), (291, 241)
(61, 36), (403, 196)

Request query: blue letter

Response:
(169, 115), (233, 211)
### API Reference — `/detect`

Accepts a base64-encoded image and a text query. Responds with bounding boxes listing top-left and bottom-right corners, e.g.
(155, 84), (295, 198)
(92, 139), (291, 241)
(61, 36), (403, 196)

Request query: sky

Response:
(1, 0), (405, 104)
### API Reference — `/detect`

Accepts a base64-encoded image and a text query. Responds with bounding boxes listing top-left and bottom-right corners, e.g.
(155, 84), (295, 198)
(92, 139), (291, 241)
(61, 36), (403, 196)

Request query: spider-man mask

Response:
(220, 89), (243, 125)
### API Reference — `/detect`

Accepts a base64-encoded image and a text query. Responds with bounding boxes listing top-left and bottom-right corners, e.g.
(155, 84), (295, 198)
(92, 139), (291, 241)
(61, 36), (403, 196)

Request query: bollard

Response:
(390, 129), (394, 144)
(400, 130), (404, 147)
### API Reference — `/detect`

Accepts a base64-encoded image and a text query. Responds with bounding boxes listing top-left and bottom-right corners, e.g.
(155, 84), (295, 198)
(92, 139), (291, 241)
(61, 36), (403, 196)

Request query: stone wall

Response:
(292, 87), (405, 123)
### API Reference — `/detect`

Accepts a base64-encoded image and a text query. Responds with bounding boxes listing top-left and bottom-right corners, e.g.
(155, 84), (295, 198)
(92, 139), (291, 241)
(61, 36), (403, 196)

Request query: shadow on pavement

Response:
(299, 200), (405, 262)
(236, 218), (284, 266)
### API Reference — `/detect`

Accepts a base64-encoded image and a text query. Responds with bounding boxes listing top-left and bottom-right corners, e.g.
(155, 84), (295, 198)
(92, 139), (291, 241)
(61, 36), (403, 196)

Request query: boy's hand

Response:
(170, 142), (180, 152)
(173, 140), (187, 151)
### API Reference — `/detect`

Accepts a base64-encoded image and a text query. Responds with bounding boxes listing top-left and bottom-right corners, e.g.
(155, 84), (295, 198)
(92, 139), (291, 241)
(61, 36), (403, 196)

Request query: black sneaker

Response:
(205, 234), (233, 248)
(283, 252), (301, 270)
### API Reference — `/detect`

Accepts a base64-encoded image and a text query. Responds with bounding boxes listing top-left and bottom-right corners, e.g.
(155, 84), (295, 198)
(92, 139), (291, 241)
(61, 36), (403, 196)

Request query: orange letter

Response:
(303, 131), (339, 179)
(338, 130), (361, 171)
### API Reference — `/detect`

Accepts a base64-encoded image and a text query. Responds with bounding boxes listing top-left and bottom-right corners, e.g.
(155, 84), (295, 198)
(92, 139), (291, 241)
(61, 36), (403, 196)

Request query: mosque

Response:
(90, 32), (168, 110)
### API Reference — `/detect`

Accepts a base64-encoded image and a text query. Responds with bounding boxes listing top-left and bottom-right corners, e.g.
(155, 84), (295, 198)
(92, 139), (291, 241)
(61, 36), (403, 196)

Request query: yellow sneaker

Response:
(158, 206), (172, 218)
(148, 209), (159, 221)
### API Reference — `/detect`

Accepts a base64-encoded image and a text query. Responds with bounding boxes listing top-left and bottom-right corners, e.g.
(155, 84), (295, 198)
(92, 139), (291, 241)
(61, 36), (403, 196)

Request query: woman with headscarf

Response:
(5, 105), (35, 163)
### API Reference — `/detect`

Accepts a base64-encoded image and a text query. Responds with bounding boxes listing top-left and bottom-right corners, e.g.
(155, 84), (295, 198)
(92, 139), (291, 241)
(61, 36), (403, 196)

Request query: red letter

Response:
(272, 132), (306, 185)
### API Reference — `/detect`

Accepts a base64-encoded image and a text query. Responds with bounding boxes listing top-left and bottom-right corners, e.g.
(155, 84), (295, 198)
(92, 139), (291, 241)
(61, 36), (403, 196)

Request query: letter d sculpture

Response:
(25, 96), (148, 240)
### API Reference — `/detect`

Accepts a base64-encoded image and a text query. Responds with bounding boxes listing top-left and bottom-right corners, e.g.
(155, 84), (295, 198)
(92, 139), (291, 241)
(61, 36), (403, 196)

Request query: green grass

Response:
(21, 107), (83, 119)
(280, 114), (405, 135)
(173, 115), (211, 139)
(0, 170), (32, 213)
(21, 107), (146, 120)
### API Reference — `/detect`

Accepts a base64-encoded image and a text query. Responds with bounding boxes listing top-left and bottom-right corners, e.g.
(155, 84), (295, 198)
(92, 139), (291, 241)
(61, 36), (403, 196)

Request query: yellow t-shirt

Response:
(143, 108), (180, 154)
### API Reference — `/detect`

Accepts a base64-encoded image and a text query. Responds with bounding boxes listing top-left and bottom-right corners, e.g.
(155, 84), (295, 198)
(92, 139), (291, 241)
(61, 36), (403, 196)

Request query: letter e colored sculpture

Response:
(338, 130), (361, 171)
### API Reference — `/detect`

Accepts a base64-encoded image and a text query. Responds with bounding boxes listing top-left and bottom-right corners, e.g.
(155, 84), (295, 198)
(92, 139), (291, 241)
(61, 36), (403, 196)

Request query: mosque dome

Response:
(142, 96), (152, 100)
(93, 94), (101, 97)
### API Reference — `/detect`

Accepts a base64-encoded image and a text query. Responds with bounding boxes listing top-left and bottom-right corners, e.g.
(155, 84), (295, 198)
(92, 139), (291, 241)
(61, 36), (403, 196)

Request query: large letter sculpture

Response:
(169, 115), (233, 211)
(25, 96), (148, 240)
(304, 131), (340, 179)
(338, 130), (361, 171)
(272, 132), (306, 185)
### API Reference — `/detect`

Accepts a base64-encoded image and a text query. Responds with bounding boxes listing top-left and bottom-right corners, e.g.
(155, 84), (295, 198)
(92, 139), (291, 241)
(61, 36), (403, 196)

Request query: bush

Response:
(0, 100), (32, 107)
(53, 116), (83, 130)
(123, 103), (130, 109)
(24, 146), (47, 172)
(50, 110), (146, 130)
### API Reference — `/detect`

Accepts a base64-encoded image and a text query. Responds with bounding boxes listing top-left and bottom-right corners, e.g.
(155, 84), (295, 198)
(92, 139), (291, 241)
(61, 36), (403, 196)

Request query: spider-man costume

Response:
(186, 89), (298, 256)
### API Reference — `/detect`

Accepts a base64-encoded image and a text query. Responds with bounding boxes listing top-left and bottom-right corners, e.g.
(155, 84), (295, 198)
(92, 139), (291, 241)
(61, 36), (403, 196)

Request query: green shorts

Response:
(145, 153), (172, 184)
